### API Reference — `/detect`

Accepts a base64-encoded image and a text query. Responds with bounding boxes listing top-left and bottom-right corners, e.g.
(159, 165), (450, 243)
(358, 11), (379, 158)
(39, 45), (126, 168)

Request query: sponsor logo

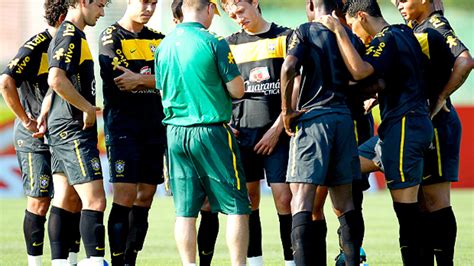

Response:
(91, 79), (96, 96)
(201, 250), (214, 256)
(32, 242), (43, 247)
(249, 67), (270, 83)
(140, 66), (151, 75)
(244, 79), (281, 95)
(95, 246), (105, 251)
(63, 23), (75, 37)
(228, 52), (235, 64)
(112, 252), (124, 257)
(59, 131), (68, 139)
(130, 48), (137, 53)
(24, 33), (47, 50)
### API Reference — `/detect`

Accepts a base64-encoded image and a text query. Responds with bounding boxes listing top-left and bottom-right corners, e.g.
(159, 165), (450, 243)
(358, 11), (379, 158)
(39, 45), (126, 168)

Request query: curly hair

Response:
(44, 0), (68, 27)
(64, 0), (112, 9)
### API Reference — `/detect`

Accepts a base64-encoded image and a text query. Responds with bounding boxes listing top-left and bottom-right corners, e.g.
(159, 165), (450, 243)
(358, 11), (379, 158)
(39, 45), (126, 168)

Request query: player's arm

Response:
(32, 88), (53, 138)
(113, 65), (156, 91)
(48, 67), (100, 129)
(215, 35), (244, 99)
(319, 13), (375, 80)
(0, 74), (37, 132)
(225, 76), (245, 99)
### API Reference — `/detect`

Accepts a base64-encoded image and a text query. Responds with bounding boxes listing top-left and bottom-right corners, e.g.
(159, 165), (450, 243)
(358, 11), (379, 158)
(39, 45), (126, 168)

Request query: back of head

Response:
(313, 0), (338, 15)
(172, 0), (184, 19)
(44, 0), (68, 27)
(183, 0), (209, 13)
(343, 0), (383, 18)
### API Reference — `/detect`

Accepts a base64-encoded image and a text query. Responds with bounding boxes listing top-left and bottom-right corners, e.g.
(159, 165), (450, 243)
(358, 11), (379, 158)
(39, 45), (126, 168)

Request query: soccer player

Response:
(280, 0), (365, 264)
(195, 1), (296, 265)
(98, 1), (166, 265)
(319, 0), (434, 264)
(394, 1), (473, 264)
(155, 0), (251, 265)
(0, 1), (71, 265)
(46, 0), (109, 265)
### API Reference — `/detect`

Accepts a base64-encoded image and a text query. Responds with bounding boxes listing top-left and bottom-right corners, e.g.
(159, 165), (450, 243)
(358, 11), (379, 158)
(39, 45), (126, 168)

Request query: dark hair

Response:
(64, 0), (111, 8)
(220, 0), (262, 14)
(313, 0), (338, 14)
(343, 0), (383, 18)
(171, 0), (183, 19)
(44, 0), (68, 26)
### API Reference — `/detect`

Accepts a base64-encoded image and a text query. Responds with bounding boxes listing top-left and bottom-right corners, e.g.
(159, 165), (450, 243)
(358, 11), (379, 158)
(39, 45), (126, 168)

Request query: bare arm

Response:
(319, 14), (375, 80)
(225, 75), (245, 99)
(0, 74), (37, 132)
(114, 65), (156, 91)
(48, 67), (100, 129)
(32, 89), (53, 138)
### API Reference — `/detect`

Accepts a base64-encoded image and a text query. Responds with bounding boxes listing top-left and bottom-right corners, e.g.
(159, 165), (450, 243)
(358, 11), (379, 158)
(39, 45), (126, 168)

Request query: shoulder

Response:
(144, 26), (166, 39)
(427, 12), (453, 33)
(272, 23), (292, 36)
(22, 31), (52, 52)
(226, 29), (244, 45)
(100, 24), (120, 47)
(58, 21), (81, 38)
(201, 28), (227, 44)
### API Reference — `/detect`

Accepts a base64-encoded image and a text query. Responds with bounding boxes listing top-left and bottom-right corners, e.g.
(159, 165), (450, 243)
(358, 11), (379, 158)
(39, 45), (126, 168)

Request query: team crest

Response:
(249, 67), (270, 83)
(149, 44), (157, 54)
(39, 175), (50, 190)
(59, 131), (68, 139)
(115, 160), (125, 174)
(268, 42), (276, 52)
(90, 158), (101, 172)
(17, 140), (24, 147)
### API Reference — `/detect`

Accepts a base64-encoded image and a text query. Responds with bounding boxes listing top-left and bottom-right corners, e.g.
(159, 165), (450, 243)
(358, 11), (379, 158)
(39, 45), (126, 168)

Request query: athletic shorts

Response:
(378, 113), (433, 189)
(107, 143), (165, 185)
(353, 113), (375, 190)
(422, 108), (461, 185)
(167, 124), (251, 217)
(50, 138), (103, 185)
(239, 136), (290, 184)
(286, 113), (360, 186)
(358, 136), (384, 171)
(16, 151), (53, 198)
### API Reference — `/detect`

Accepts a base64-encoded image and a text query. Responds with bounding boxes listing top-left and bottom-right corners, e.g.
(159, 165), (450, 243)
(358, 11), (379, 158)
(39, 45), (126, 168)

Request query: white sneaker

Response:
(284, 260), (296, 266)
(247, 256), (263, 266)
(27, 255), (42, 266)
(67, 252), (78, 265)
(51, 259), (69, 266)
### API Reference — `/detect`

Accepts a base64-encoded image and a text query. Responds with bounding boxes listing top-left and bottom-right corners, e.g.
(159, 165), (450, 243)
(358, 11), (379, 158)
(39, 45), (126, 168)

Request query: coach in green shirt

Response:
(154, 0), (250, 265)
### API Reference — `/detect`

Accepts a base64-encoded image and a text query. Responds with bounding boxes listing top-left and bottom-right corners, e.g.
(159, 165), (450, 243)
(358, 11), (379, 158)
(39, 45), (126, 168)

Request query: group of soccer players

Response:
(0, 0), (472, 265)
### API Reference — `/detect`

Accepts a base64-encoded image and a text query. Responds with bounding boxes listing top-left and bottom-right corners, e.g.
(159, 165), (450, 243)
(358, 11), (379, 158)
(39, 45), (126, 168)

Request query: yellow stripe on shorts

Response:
(353, 120), (359, 144)
(29, 152), (34, 190)
(74, 140), (87, 177)
(434, 128), (443, 177)
(399, 116), (406, 182)
(224, 125), (241, 190)
(291, 125), (299, 177)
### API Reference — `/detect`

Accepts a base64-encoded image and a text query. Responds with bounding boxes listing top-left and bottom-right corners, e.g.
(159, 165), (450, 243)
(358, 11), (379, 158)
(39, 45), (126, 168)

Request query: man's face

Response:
(129, 0), (158, 24)
(346, 13), (372, 44)
(83, 0), (106, 26)
(397, 0), (424, 21)
(224, 1), (260, 32)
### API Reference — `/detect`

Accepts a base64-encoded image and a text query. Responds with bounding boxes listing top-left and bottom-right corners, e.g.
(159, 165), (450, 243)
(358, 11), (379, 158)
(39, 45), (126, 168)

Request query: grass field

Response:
(0, 190), (473, 265)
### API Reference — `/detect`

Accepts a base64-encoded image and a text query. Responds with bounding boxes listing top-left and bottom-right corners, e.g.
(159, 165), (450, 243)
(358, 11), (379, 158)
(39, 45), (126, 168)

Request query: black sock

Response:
(338, 210), (363, 265)
(197, 211), (219, 266)
(291, 211), (314, 265)
(24, 210), (46, 256)
(312, 219), (327, 265)
(352, 182), (366, 245)
(419, 211), (434, 266)
(431, 207), (456, 266)
(393, 202), (421, 266)
(48, 206), (73, 259)
(108, 203), (132, 265)
(124, 205), (150, 265)
(247, 209), (262, 258)
(278, 214), (293, 261)
(80, 209), (105, 258)
(69, 212), (81, 253)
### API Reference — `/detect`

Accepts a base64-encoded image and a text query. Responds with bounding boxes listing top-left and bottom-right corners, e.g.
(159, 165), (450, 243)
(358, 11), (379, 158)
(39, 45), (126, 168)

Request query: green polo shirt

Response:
(155, 22), (241, 126)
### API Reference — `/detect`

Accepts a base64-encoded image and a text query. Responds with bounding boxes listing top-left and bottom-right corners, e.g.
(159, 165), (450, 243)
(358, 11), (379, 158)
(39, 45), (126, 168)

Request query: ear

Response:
(58, 13), (67, 25)
(357, 11), (366, 22)
(252, 0), (259, 9)
(308, 0), (315, 12)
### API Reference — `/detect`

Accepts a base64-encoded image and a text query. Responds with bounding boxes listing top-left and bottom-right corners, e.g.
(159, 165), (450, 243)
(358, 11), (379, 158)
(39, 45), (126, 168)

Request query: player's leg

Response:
(197, 198), (219, 266)
(226, 214), (250, 266)
(312, 186), (328, 265)
(175, 217), (198, 264)
(246, 180), (263, 265)
(17, 151), (52, 266)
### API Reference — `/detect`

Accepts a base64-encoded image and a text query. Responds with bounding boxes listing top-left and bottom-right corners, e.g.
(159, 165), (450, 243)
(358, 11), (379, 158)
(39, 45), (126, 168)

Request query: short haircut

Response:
(343, 0), (383, 18)
(220, 0), (262, 14)
(64, 0), (111, 8)
(44, 0), (68, 26)
(171, 0), (183, 19)
(183, 0), (209, 12)
(313, 0), (338, 14)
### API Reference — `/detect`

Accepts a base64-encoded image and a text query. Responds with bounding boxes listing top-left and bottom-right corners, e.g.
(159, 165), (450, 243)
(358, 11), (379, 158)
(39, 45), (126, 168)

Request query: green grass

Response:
(1, 190), (473, 265)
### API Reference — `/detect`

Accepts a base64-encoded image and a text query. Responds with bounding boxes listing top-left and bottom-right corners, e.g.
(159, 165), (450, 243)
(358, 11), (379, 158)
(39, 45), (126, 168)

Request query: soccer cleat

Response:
(335, 247), (368, 266)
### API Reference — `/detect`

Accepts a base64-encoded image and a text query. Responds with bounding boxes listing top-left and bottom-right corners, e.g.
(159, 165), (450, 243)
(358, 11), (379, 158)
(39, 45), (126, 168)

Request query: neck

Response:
(47, 25), (59, 38)
(182, 13), (208, 28)
(118, 17), (145, 33)
(416, 4), (435, 24)
(246, 18), (270, 35)
(368, 17), (389, 36)
(65, 10), (86, 31)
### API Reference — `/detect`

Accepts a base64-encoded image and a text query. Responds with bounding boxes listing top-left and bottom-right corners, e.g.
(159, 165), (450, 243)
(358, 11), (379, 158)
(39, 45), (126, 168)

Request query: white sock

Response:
(67, 252), (78, 265)
(183, 264), (196, 266)
(51, 259), (69, 266)
(88, 256), (104, 266)
(247, 256), (263, 266)
(284, 260), (296, 266)
(27, 255), (42, 266)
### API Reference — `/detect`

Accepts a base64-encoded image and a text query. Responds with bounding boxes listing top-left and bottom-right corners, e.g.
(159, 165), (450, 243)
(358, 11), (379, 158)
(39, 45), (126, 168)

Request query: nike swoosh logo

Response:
(112, 252), (124, 256)
(32, 242), (43, 247)
(75, 240), (81, 245)
(96, 247), (105, 251)
(423, 175), (432, 180)
(130, 49), (137, 53)
(201, 250), (214, 256)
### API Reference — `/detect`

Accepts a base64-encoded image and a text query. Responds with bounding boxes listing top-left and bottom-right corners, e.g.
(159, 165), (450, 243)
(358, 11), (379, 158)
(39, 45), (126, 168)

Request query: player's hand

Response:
(430, 97), (450, 119)
(282, 109), (306, 137)
(22, 114), (38, 133)
(32, 113), (47, 139)
(114, 65), (140, 91)
(318, 11), (343, 33)
(83, 106), (101, 130)
(364, 97), (378, 115)
(228, 124), (239, 138)
(254, 126), (283, 156)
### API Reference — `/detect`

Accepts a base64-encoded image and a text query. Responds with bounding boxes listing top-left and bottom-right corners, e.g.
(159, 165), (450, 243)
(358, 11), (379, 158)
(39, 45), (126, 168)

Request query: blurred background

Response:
(0, 0), (473, 197)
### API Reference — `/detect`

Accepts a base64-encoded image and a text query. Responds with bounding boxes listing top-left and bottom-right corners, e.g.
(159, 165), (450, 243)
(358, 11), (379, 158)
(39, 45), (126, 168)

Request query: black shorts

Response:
(287, 113), (360, 186)
(50, 138), (103, 185)
(16, 151), (53, 198)
(107, 143), (165, 185)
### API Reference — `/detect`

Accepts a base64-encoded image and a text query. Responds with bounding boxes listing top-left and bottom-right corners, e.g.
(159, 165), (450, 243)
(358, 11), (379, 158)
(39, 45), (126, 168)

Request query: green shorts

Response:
(16, 151), (53, 198)
(167, 124), (251, 217)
